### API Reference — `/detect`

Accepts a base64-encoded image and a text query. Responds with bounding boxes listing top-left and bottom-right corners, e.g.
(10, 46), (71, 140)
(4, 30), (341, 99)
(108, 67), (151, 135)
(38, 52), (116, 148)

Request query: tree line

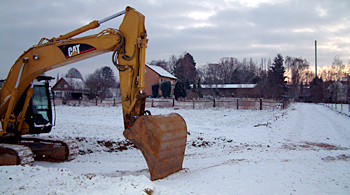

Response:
(150, 52), (350, 102)
(62, 52), (349, 102)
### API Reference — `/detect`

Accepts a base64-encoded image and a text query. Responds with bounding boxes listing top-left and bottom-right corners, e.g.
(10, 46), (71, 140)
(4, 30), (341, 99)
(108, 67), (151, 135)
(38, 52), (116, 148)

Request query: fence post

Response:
(237, 99), (239, 109)
(260, 98), (262, 110)
(95, 98), (98, 106)
(152, 99), (154, 107)
(193, 100), (195, 109)
(113, 98), (116, 106)
(213, 98), (216, 108)
(173, 98), (175, 107)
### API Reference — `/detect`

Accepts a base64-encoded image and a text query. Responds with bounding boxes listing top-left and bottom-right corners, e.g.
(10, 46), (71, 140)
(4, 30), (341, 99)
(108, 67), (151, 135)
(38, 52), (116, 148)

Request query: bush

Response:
(160, 81), (171, 98)
(174, 81), (187, 100)
(152, 84), (159, 98)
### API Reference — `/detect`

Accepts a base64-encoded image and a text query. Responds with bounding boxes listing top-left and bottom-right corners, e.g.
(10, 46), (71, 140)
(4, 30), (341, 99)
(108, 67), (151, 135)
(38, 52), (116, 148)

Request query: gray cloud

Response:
(1, 0), (349, 80)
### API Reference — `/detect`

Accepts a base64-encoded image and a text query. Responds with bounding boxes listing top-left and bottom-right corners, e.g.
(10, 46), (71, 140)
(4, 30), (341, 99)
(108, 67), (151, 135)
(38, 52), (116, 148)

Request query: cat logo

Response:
(68, 44), (80, 57)
(58, 43), (96, 59)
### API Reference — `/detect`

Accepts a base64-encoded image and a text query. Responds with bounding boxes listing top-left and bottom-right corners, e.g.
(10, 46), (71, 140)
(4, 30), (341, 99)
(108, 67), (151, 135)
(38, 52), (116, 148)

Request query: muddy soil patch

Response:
(75, 137), (135, 154)
(96, 140), (135, 152)
(190, 137), (233, 148)
(322, 154), (350, 162)
(282, 142), (348, 151)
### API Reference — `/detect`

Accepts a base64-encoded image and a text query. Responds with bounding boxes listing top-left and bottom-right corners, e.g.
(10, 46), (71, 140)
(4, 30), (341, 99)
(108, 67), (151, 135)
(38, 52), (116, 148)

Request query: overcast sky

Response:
(1, 0), (349, 80)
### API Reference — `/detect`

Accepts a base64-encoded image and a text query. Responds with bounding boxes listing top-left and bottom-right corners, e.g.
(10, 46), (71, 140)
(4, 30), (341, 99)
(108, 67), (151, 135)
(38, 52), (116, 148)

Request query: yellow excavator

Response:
(0, 6), (187, 181)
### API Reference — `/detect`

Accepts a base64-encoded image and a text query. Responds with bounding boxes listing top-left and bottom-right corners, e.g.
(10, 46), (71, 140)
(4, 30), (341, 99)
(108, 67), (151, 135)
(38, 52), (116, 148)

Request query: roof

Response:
(146, 64), (177, 80)
(198, 84), (257, 89)
(63, 77), (88, 90)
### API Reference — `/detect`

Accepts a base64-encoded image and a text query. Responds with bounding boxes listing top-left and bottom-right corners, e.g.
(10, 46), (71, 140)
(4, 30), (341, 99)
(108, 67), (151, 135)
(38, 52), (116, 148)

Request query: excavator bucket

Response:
(123, 113), (187, 181)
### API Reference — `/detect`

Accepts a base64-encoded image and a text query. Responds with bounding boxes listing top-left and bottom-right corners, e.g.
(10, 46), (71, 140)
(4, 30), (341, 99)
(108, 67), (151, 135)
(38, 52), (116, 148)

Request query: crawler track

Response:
(21, 137), (79, 162)
(0, 144), (34, 165)
(0, 137), (78, 166)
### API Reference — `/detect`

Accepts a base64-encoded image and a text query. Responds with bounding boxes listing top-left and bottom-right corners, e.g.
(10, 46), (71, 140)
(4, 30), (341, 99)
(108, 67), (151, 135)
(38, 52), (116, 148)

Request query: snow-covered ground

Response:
(1, 103), (350, 194)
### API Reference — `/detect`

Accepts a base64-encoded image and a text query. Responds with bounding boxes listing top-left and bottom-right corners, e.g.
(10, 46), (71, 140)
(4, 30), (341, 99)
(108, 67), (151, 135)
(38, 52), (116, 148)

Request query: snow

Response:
(1, 103), (350, 194)
(64, 77), (88, 90)
(198, 84), (257, 89)
(146, 64), (177, 79)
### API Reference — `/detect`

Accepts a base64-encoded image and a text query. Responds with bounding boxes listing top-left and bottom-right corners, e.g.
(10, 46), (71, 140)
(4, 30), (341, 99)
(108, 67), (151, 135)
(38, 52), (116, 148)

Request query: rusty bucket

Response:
(123, 113), (187, 180)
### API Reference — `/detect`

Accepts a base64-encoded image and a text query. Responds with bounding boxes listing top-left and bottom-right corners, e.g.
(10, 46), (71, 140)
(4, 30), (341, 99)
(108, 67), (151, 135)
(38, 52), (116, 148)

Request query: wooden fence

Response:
(322, 103), (350, 117)
(146, 98), (289, 110)
(53, 98), (122, 106)
(53, 98), (289, 110)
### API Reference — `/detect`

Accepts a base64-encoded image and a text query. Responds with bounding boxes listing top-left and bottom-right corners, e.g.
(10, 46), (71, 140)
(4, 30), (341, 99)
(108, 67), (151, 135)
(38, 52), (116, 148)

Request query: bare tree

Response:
(285, 56), (309, 99)
(200, 57), (259, 85)
(85, 66), (117, 101)
(167, 54), (178, 74)
(149, 60), (169, 72)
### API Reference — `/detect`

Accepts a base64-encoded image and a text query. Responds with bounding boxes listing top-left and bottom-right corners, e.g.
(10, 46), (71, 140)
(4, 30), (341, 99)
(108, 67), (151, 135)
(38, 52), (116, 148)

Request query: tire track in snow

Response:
(315, 105), (350, 143)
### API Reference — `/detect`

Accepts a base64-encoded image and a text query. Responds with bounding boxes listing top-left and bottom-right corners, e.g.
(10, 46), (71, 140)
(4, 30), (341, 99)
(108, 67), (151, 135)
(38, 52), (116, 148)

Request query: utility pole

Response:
(315, 40), (317, 78)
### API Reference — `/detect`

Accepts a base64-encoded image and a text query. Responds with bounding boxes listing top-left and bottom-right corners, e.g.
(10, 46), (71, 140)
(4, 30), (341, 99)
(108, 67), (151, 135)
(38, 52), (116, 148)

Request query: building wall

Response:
(144, 65), (160, 95)
(52, 79), (70, 98)
(144, 66), (176, 96)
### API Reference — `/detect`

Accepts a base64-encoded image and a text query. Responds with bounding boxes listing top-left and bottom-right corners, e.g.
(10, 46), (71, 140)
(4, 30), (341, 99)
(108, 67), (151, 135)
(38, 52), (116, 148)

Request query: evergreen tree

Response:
(173, 52), (197, 87)
(310, 77), (324, 103)
(267, 54), (287, 98)
(65, 68), (83, 80)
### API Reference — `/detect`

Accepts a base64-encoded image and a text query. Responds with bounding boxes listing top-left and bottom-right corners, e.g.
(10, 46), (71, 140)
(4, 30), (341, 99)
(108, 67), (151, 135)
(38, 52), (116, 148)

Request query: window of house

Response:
(55, 91), (62, 97)
(64, 85), (68, 88)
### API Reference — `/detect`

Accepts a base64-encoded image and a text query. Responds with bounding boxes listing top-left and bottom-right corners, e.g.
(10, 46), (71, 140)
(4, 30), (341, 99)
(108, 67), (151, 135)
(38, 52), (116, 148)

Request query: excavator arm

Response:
(0, 16), (122, 134)
(0, 6), (186, 181)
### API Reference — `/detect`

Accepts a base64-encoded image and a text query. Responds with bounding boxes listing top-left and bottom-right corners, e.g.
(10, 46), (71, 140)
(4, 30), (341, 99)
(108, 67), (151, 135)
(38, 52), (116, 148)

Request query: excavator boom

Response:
(0, 6), (187, 181)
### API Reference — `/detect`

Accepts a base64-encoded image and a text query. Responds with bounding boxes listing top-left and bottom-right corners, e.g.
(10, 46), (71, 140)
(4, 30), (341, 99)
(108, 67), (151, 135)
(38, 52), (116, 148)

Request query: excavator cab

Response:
(25, 76), (54, 134)
(10, 76), (54, 135)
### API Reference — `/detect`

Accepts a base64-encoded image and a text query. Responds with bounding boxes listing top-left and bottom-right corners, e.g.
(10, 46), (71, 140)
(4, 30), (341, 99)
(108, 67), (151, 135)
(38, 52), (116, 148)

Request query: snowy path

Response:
(1, 103), (349, 194)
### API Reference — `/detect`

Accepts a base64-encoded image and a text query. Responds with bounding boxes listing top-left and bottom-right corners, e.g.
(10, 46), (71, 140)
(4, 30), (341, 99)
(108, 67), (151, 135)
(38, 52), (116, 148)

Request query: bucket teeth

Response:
(123, 113), (187, 181)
